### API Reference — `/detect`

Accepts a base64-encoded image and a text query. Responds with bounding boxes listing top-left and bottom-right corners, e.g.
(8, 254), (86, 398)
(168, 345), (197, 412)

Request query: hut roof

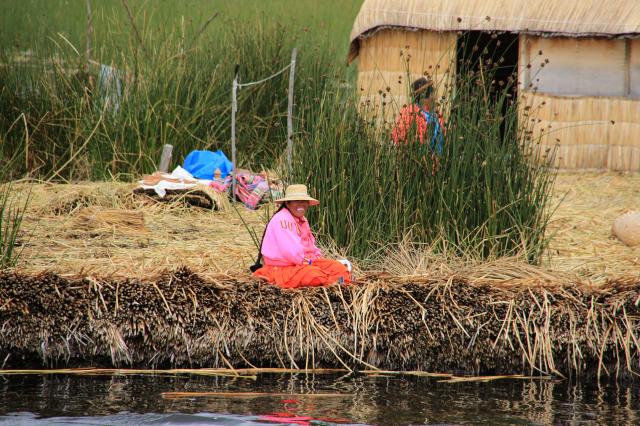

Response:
(349, 0), (640, 62)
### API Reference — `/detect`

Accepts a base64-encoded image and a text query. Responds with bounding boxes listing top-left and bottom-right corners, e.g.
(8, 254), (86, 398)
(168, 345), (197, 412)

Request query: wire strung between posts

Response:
(237, 63), (292, 88)
(231, 49), (297, 197)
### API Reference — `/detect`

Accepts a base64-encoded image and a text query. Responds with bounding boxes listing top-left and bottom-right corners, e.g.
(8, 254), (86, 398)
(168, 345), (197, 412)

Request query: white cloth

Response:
(139, 180), (197, 197)
(338, 259), (352, 272)
(171, 165), (194, 180)
(138, 167), (217, 197)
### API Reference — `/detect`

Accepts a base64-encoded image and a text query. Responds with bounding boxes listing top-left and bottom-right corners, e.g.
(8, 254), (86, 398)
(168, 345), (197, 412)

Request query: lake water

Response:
(0, 372), (638, 425)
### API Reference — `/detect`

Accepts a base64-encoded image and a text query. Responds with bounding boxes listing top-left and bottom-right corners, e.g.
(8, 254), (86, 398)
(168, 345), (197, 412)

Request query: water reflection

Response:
(0, 372), (638, 425)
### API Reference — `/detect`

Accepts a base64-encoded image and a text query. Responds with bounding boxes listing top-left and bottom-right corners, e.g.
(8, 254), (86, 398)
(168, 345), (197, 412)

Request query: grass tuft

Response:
(0, 178), (30, 269)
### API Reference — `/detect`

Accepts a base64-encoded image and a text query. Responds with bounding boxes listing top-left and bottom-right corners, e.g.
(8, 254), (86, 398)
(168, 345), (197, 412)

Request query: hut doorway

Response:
(456, 31), (519, 98)
(456, 31), (519, 138)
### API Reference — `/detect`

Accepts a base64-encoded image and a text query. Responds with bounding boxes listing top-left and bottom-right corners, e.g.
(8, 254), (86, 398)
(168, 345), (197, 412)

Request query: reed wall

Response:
(520, 91), (640, 171)
(518, 36), (640, 171)
(356, 29), (456, 122)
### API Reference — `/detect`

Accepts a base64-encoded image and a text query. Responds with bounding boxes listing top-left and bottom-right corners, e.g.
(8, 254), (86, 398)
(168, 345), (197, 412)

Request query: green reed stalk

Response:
(0, 178), (30, 269)
(0, 17), (336, 180)
(291, 54), (555, 263)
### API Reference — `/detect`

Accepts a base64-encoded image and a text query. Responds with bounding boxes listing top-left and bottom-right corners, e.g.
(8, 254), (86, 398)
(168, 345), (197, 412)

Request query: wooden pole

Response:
(286, 48), (297, 178)
(158, 144), (173, 173)
(86, 0), (94, 88)
(231, 65), (239, 198)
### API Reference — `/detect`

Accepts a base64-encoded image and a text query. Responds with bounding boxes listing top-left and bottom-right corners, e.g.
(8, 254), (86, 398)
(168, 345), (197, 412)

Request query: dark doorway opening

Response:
(456, 31), (520, 138)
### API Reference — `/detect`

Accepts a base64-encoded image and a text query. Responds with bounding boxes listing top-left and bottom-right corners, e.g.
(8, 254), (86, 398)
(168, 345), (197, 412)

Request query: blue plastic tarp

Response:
(183, 150), (233, 179)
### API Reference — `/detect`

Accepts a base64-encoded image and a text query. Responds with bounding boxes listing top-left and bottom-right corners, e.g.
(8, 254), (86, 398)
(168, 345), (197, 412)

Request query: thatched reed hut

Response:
(348, 0), (640, 171)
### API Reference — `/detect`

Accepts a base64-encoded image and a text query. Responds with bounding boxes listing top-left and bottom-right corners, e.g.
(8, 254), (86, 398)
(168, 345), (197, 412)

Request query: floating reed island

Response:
(1, 174), (639, 379)
(1, 267), (640, 380)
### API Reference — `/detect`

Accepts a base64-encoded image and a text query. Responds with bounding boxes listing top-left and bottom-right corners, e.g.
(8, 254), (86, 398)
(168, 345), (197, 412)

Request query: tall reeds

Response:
(0, 5), (555, 263)
(0, 178), (30, 268)
(291, 54), (555, 263)
(0, 16), (335, 180)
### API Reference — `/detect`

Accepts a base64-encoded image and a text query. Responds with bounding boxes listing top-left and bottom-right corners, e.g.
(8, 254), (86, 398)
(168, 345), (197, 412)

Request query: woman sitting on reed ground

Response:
(252, 184), (352, 289)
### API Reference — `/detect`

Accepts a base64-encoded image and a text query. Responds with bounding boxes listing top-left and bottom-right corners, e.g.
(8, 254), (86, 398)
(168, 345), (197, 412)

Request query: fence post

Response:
(86, 0), (94, 87)
(158, 144), (173, 173)
(287, 48), (297, 178)
(231, 65), (239, 198)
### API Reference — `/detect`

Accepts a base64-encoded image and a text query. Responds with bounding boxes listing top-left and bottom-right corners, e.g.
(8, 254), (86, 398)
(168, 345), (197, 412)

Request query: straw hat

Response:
(275, 184), (319, 206)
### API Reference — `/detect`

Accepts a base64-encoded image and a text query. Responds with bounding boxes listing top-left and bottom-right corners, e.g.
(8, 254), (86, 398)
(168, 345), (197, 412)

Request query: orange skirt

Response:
(254, 258), (351, 289)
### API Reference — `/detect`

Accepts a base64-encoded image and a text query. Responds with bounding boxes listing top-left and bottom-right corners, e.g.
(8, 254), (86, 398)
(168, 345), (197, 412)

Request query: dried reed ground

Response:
(545, 172), (640, 282)
(9, 172), (640, 283)
(12, 182), (264, 280)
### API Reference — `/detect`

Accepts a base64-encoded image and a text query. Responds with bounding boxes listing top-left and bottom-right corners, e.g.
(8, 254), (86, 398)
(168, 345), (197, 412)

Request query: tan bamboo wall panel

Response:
(536, 97), (610, 122)
(523, 37), (627, 96)
(358, 29), (456, 72)
(609, 146), (640, 171)
(521, 91), (640, 171)
(608, 112), (640, 170)
(356, 29), (456, 120)
(551, 145), (610, 170)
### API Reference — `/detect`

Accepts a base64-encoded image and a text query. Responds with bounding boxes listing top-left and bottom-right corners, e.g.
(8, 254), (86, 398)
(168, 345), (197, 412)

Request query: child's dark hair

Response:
(412, 77), (433, 101)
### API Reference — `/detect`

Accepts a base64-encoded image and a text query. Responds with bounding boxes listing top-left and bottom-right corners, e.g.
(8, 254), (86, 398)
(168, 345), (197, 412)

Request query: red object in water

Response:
(259, 411), (352, 425)
(258, 398), (352, 425)
(259, 413), (314, 425)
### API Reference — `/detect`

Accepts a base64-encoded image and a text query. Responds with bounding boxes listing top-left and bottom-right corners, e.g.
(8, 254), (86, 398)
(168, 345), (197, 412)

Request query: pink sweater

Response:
(261, 208), (322, 266)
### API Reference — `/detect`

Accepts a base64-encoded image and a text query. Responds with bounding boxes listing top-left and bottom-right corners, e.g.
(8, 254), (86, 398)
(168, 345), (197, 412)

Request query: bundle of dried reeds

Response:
(1, 268), (638, 380)
(74, 207), (146, 234)
(132, 187), (224, 211)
